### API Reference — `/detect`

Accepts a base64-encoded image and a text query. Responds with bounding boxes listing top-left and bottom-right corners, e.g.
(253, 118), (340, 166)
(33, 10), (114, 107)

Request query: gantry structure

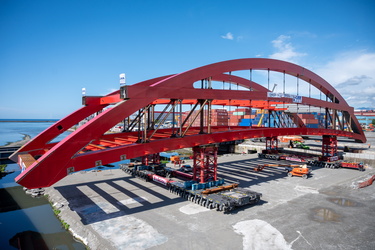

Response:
(11, 58), (365, 189)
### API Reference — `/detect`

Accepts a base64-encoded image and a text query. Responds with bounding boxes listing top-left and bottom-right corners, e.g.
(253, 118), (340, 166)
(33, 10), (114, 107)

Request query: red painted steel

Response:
(12, 58), (366, 189)
(193, 146), (218, 183)
(265, 137), (279, 153)
(358, 175), (375, 188)
(320, 135), (339, 162)
(142, 153), (160, 165)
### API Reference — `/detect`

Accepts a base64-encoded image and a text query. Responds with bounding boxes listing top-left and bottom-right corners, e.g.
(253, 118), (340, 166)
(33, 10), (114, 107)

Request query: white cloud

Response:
(269, 35), (307, 63)
(221, 32), (234, 40)
(316, 51), (375, 108)
(266, 35), (375, 108)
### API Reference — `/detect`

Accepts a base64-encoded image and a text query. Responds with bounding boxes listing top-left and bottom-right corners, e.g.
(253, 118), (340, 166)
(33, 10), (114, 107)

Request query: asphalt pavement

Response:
(46, 153), (375, 250)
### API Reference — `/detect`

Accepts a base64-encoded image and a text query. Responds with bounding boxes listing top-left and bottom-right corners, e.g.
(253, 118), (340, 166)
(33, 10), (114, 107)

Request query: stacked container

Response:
(252, 110), (269, 127)
(180, 109), (229, 127)
(298, 113), (319, 128)
(227, 108), (256, 126)
(211, 109), (229, 126)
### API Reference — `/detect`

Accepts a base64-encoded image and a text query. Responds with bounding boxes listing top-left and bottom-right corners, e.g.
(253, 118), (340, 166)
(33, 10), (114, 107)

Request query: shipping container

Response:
(306, 124), (319, 128)
(298, 113), (315, 119)
(233, 112), (246, 116)
(302, 119), (319, 124)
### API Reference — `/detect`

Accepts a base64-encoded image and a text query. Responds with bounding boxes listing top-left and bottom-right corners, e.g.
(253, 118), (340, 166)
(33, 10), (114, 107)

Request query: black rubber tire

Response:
(216, 204), (220, 211)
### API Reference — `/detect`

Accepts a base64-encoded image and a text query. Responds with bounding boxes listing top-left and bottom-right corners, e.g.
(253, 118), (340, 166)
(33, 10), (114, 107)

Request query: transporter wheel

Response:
(302, 174), (308, 179)
(287, 172), (293, 177)
(208, 202), (213, 209)
(206, 201), (211, 208)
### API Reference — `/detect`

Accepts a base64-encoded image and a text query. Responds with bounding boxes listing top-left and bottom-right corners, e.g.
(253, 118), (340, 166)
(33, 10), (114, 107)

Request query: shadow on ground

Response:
(55, 157), (308, 225)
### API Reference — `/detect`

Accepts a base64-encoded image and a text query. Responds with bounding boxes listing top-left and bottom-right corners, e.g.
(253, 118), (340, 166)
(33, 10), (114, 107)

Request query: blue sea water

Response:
(0, 120), (67, 146)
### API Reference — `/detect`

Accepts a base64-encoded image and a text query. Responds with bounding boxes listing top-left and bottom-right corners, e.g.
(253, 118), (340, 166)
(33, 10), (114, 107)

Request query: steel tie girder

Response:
(71, 127), (363, 168)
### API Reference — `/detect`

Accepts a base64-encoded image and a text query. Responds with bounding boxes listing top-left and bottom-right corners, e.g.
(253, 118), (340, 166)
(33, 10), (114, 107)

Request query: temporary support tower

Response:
(142, 153), (160, 165)
(264, 136), (279, 153)
(320, 135), (338, 162)
(193, 145), (218, 183)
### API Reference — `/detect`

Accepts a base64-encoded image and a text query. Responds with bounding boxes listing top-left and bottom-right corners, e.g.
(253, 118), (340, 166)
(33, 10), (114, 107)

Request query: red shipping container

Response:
(302, 119), (318, 124)
(299, 114), (315, 119)
(214, 109), (228, 112)
(307, 119), (318, 124)
(234, 108), (250, 112)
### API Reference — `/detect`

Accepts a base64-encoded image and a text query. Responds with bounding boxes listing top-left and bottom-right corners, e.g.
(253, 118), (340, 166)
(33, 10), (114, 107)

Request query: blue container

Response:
(306, 124), (319, 128)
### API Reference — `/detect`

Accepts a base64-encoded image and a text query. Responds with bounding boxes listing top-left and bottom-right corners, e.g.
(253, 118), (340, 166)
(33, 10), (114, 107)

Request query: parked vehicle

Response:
(286, 164), (311, 179)
(179, 165), (193, 173)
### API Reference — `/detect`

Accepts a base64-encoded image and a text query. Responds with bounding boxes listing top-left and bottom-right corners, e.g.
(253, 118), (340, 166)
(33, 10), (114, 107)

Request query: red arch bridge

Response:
(12, 58), (366, 189)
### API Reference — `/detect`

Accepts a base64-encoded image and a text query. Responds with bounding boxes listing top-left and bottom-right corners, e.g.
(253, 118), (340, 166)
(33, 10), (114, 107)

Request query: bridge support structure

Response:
(319, 135), (338, 162)
(142, 153), (160, 166)
(264, 136), (279, 154)
(192, 145), (218, 183)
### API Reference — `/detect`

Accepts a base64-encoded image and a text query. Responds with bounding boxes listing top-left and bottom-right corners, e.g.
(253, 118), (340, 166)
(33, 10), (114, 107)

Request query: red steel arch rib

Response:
(13, 58), (365, 189)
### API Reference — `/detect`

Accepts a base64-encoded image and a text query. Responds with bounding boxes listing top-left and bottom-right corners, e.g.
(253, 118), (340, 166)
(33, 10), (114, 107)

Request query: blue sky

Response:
(1, 0), (374, 119)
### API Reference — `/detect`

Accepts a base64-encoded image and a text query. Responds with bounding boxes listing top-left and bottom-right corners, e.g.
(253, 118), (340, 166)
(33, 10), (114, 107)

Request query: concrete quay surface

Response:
(46, 154), (375, 250)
